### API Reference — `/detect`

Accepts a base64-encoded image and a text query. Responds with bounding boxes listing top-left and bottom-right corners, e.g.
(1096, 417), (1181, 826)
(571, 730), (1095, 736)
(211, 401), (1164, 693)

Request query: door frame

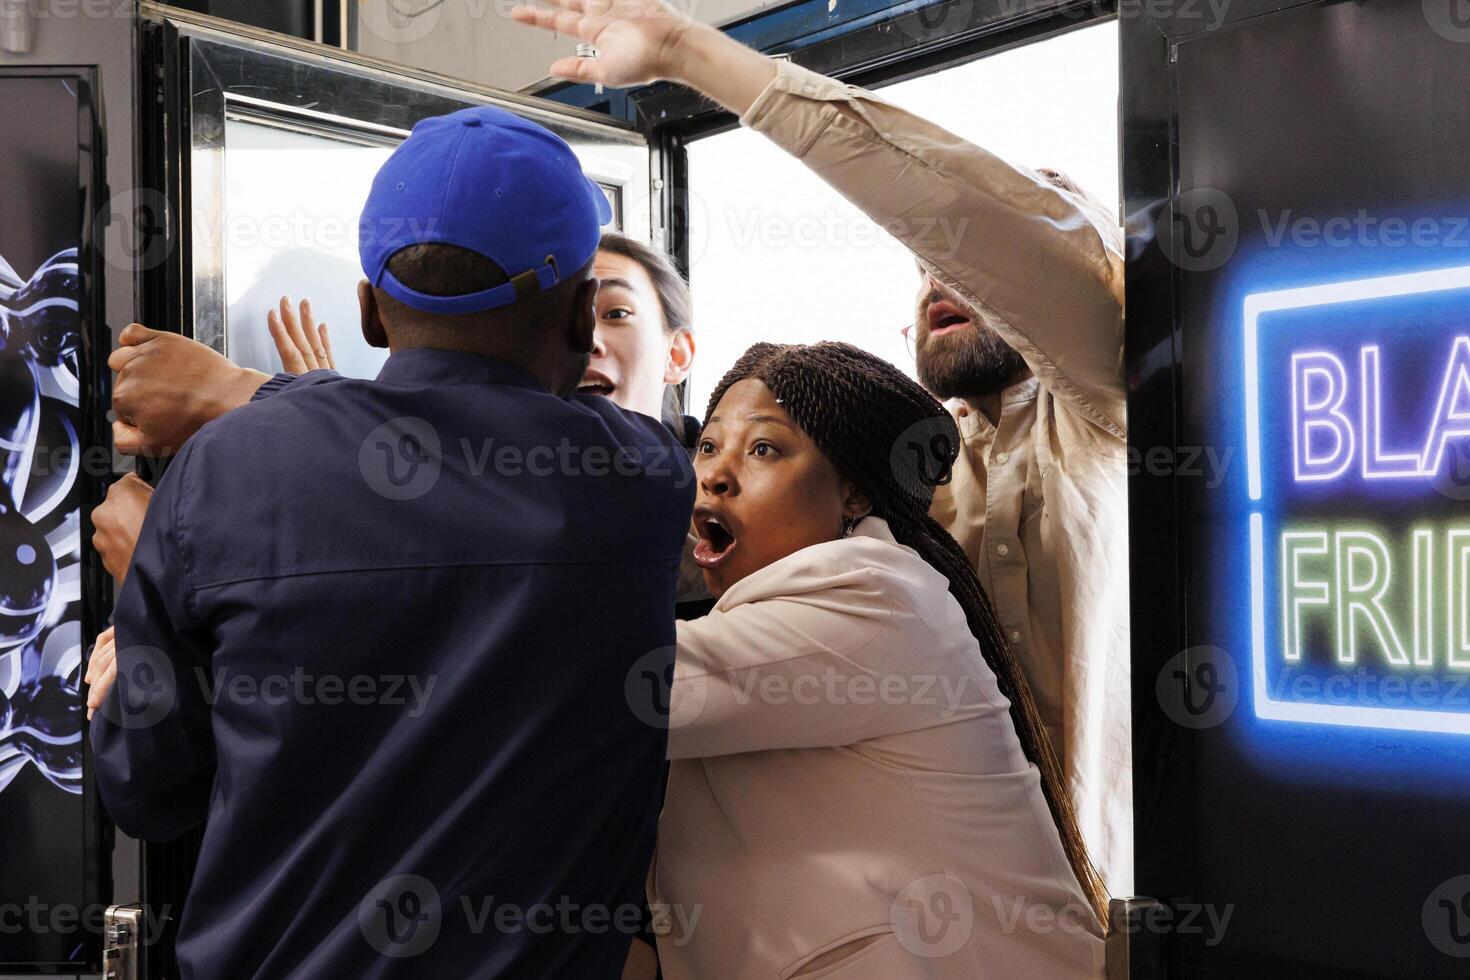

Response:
(130, 10), (656, 976)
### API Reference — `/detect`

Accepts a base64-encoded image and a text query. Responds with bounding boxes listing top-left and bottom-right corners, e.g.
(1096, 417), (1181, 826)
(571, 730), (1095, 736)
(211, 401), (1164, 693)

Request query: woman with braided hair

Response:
(651, 341), (1105, 979)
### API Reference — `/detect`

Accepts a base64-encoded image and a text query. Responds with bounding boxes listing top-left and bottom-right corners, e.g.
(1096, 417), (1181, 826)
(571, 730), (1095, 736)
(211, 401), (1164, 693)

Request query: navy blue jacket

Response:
(91, 349), (694, 979)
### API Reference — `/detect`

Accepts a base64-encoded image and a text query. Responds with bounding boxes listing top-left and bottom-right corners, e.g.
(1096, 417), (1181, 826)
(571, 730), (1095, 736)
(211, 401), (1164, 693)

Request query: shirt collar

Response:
(1002, 376), (1042, 405)
(946, 377), (1040, 437)
(375, 348), (547, 391)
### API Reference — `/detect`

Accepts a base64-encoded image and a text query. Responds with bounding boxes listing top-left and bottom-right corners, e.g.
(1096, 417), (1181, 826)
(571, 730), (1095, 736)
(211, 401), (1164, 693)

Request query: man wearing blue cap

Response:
(90, 106), (694, 978)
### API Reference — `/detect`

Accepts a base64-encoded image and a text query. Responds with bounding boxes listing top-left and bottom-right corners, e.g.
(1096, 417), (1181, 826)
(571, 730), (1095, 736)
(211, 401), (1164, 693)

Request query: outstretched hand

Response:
(267, 296), (335, 374)
(84, 626), (116, 722)
(511, 0), (775, 117)
(510, 0), (696, 88)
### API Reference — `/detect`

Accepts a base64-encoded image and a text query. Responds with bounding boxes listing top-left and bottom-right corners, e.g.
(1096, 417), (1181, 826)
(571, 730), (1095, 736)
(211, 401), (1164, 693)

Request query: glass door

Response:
(148, 6), (656, 372)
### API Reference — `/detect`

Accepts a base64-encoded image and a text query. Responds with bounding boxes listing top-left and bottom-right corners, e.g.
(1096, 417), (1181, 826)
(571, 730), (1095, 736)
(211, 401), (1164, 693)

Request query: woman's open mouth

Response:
(926, 300), (973, 338)
(692, 507), (739, 568)
(577, 370), (616, 397)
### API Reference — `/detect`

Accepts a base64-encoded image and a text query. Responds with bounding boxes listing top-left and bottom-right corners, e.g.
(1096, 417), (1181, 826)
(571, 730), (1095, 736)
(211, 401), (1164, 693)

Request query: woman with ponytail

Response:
(652, 341), (1105, 979)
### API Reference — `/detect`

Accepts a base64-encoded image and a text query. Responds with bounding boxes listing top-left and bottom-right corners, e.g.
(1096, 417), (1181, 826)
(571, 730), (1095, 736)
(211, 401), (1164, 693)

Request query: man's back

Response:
(92, 349), (694, 978)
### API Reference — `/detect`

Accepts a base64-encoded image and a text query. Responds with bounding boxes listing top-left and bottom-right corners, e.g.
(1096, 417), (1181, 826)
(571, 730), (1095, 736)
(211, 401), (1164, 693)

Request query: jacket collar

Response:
(375, 348), (546, 391)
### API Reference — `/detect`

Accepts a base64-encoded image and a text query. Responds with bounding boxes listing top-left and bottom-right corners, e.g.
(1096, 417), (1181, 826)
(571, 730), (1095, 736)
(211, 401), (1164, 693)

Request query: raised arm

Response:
(512, 0), (1125, 434)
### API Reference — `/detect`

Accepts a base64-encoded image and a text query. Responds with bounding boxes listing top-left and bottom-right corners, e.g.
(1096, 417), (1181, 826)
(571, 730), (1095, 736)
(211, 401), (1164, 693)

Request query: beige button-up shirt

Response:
(740, 60), (1133, 896)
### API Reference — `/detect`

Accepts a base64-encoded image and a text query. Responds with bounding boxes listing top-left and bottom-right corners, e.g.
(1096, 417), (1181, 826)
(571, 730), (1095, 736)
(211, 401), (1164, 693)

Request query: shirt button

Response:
(995, 543), (1009, 557)
(995, 451), (1009, 464)
(803, 83), (817, 95)
(1010, 630), (1022, 643)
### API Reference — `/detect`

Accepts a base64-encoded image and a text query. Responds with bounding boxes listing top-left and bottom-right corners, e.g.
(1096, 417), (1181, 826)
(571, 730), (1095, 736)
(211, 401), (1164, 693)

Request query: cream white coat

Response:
(650, 518), (1104, 980)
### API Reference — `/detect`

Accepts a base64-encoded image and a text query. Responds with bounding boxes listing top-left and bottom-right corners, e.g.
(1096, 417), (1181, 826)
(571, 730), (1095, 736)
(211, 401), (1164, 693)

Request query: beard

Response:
(916, 318), (1030, 401)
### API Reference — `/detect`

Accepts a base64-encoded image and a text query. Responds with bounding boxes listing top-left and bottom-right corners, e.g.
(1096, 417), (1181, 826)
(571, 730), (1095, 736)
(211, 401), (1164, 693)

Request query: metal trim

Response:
(546, 0), (1114, 126)
(139, 2), (640, 134)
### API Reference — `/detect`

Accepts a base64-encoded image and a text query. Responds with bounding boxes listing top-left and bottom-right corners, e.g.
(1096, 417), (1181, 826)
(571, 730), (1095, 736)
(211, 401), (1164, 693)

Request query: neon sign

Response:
(1245, 264), (1470, 733)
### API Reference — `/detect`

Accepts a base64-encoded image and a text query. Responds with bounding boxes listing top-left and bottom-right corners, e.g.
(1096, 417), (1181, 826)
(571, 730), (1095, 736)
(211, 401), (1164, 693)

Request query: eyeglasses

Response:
(900, 324), (916, 359)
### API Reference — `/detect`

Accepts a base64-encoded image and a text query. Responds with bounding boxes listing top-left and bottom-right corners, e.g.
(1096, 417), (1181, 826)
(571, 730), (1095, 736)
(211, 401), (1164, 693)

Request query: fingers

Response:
(509, 1), (554, 25)
(118, 322), (160, 347)
(267, 303), (306, 375)
(108, 341), (146, 375)
(279, 296), (315, 371)
(85, 627), (115, 685)
(548, 55), (602, 82)
(93, 474), (152, 584)
(533, 0), (590, 15)
(511, 2), (598, 40)
(298, 299), (330, 367)
(83, 632), (101, 686)
(317, 320), (336, 370)
(86, 628), (117, 721)
(87, 655), (116, 720)
(279, 296), (323, 372)
(110, 322), (165, 379)
(267, 296), (326, 373)
(117, 471), (153, 496)
(111, 418), (144, 456)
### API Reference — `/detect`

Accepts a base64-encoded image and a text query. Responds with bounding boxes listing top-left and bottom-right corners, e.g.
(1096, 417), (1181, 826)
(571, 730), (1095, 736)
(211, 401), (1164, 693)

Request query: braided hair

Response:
(704, 341), (1109, 930)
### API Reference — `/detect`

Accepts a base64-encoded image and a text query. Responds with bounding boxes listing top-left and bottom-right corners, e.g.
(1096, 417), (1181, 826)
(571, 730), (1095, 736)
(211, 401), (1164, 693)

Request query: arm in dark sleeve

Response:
(250, 371), (298, 402)
(90, 442), (217, 841)
(250, 368), (355, 403)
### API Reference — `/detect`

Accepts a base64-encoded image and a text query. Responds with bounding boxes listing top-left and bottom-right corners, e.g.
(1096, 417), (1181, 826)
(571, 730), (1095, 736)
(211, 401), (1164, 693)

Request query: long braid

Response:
(893, 513), (1109, 927)
(705, 342), (1109, 930)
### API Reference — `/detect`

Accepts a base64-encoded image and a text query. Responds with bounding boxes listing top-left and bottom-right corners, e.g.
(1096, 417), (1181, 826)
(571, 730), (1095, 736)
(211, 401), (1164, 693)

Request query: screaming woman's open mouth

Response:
(691, 505), (739, 569)
(576, 369), (616, 397)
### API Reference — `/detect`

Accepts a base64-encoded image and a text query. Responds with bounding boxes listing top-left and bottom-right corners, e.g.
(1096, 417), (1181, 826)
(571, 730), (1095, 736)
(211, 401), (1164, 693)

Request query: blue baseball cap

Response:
(359, 105), (613, 315)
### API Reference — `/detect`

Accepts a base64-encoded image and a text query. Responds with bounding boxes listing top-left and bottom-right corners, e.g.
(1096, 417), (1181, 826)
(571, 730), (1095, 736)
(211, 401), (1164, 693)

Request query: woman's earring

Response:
(841, 516), (855, 538)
